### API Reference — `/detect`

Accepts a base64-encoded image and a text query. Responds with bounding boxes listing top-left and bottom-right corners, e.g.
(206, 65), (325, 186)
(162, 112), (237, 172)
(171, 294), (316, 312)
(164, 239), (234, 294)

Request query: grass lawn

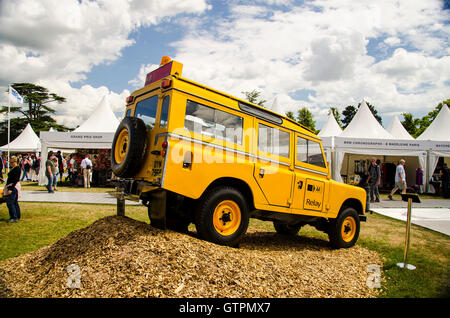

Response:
(18, 181), (114, 193)
(0, 202), (449, 298)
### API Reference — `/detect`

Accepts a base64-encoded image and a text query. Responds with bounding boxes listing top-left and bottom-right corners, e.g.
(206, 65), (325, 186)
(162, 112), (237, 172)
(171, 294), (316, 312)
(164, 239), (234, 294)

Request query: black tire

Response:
(273, 221), (303, 236)
(328, 207), (360, 249)
(195, 186), (249, 247)
(111, 117), (148, 178)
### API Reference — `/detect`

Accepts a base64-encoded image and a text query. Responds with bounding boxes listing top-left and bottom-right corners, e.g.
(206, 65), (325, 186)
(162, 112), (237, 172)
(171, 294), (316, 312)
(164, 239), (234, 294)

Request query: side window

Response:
(135, 95), (158, 129)
(297, 136), (326, 168)
(184, 100), (243, 144)
(258, 124), (290, 158)
(125, 109), (131, 117)
(160, 96), (170, 127)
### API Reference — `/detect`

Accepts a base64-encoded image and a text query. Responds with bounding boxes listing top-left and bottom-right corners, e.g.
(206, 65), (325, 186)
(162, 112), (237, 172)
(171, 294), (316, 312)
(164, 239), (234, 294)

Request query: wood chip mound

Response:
(0, 216), (383, 298)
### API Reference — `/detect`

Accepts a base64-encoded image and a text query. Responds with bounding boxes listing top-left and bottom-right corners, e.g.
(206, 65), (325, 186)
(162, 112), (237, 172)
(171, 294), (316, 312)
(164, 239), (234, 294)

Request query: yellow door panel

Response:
(303, 178), (325, 212)
(254, 161), (293, 207)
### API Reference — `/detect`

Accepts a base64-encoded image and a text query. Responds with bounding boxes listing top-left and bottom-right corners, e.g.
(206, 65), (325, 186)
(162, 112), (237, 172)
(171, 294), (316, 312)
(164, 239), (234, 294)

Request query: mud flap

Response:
(148, 190), (167, 229)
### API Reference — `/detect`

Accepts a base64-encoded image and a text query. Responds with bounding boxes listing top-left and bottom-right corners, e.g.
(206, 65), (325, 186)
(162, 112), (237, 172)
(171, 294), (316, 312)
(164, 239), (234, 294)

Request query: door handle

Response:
(259, 168), (265, 178)
(298, 180), (303, 189)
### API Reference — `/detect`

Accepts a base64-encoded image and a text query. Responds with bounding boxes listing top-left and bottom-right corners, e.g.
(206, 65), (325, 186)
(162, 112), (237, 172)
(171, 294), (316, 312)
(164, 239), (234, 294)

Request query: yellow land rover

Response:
(111, 56), (367, 248)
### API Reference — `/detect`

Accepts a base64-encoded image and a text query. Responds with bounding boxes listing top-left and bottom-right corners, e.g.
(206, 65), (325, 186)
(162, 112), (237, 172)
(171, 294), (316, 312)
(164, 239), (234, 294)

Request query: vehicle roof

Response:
(131, 66), (317, 138)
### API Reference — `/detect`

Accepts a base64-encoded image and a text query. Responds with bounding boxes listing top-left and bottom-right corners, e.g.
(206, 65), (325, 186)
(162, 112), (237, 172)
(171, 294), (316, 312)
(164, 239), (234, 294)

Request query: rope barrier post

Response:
(117, 187), (125, 217)
(396, 193), (420, 270)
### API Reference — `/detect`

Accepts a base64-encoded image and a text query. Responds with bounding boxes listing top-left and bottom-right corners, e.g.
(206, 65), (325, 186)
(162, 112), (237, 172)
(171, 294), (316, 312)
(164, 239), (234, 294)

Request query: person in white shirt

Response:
(80, 154), (93, 188)
(388, 159), (406, 200)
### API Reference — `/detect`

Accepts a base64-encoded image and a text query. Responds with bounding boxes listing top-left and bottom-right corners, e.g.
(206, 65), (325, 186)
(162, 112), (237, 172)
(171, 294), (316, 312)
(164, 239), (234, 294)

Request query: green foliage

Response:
(241, 89), (267, 107)
(341, 105), (356, 129)
(285, 111), (295, 120)
(0, 83), (70, 145)
(401, 99), (449, 138)
(329, 107), (342, 127)
(296, 107), (316, 132)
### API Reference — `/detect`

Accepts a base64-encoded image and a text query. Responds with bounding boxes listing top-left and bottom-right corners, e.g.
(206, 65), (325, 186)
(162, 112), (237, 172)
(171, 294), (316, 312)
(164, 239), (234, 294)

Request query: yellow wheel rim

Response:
(341, 216), (356, 242)
(114, 129), (129, 164)
(213, 200), (241, 236)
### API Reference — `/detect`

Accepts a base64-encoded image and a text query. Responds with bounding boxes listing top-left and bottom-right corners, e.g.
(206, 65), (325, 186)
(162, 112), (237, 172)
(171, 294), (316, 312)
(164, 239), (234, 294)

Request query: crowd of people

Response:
(363, 157), (449, 201)
(44, 151), (94, 193)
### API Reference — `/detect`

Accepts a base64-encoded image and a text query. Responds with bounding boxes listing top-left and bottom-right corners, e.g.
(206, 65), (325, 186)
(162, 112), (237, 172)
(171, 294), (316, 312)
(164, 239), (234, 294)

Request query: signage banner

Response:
(334, 137), (433, 151)
(40, 131), (115, 143)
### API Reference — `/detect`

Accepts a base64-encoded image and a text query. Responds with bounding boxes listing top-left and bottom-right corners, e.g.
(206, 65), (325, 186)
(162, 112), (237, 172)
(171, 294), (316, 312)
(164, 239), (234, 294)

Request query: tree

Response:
(341, 105), (356, 129)
(401, 112), (420, 137)
(296, 107), (316, 132)
(285, 111), (295, 120)
(0, 83), (69, 145)
(241, 89), (266, 107)
(329, 107), (342, 127)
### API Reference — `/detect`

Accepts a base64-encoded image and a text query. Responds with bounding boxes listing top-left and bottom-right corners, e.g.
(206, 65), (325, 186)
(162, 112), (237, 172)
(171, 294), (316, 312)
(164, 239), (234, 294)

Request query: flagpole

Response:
(7, 85), (11, 174)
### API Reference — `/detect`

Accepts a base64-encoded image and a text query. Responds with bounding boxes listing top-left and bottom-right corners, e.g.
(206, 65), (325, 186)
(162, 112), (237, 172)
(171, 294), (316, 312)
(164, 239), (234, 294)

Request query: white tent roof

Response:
(417, 105), (450, 141)
(387, 115), (414, 140)
(271, 96), (281, 114)
(318, 111), (342, 137)
(0, 123), (41, 152)
(339, 100), (394, 139)
(74, 95), (120, 133)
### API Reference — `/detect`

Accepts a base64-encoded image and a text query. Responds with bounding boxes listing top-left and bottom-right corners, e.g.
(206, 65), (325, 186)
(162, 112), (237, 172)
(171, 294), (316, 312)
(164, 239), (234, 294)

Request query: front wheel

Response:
(195, 187), (249, 247)
(328, 207), (360, 249)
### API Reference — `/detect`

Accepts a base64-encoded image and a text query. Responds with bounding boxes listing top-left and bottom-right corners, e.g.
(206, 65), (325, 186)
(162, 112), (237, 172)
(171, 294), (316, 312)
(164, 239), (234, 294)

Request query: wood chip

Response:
(0, 216), (383, 298)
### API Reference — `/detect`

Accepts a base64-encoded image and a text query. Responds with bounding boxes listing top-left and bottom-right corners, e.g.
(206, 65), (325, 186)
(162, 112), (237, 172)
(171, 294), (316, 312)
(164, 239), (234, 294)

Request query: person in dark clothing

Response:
(441, 164), (449, 198)
(0, 150), (4, 181)
(4, 156), (21, 223)
(56, 151), (64, 182)
(367, 157), (381, 202)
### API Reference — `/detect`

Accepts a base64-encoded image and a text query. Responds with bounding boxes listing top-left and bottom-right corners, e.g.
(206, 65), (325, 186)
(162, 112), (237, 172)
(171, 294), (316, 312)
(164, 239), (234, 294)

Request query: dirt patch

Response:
(0, 216), (383, 298)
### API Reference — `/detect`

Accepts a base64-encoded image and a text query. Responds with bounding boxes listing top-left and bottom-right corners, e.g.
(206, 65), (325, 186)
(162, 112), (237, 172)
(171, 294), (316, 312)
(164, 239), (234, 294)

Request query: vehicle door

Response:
(292, 134), (330, 213)
(253, 121), (294, 207)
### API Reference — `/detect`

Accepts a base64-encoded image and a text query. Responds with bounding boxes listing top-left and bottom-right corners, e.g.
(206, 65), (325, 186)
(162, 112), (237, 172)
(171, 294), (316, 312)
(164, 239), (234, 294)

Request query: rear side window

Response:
(258, 124), (290, 158)
(297, 136), (326, 168)
(135, 95), (158, 129)
(160, 96), (170, 127)
(184, 100), (243, 144)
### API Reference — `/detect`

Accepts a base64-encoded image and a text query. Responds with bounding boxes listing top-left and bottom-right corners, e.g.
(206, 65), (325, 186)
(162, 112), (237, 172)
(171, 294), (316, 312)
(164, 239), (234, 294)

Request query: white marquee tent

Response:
(322, 101), (428, 185)
(38, 95), (120, 185)
(0, 123), (41, 153)
(417, 105), (450, 192)
(318, 111), (342, 167)
(387, 115), (414, 140)
(318, 111), (342, 138)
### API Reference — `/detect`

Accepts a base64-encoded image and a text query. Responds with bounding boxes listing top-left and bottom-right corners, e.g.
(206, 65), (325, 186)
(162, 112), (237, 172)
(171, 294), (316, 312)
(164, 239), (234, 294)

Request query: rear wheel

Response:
(195, 187), (249, 247)
(111, 117), (147, 178)
(328, 207), (360, 249)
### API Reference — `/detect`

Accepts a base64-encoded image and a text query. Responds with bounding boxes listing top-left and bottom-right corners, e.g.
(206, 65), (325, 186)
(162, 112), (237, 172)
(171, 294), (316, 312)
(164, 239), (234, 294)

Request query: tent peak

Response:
(340, 100), (394, 139)
(318, 110), (342, 137)
(387, 115), (414, 140)
(74, 95), (120, 133)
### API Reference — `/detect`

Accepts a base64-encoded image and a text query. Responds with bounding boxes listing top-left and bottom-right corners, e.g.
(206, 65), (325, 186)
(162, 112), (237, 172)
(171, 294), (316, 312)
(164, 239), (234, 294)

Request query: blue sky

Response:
(0, 0), (449, 130)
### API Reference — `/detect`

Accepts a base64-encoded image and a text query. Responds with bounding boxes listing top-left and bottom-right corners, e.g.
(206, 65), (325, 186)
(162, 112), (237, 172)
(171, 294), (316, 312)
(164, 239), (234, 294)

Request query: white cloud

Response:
(171, 0), (449, 127)
(128, 63), (160, 88)
(0, 0), (448, 131)
(0, 0), (210, 127)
